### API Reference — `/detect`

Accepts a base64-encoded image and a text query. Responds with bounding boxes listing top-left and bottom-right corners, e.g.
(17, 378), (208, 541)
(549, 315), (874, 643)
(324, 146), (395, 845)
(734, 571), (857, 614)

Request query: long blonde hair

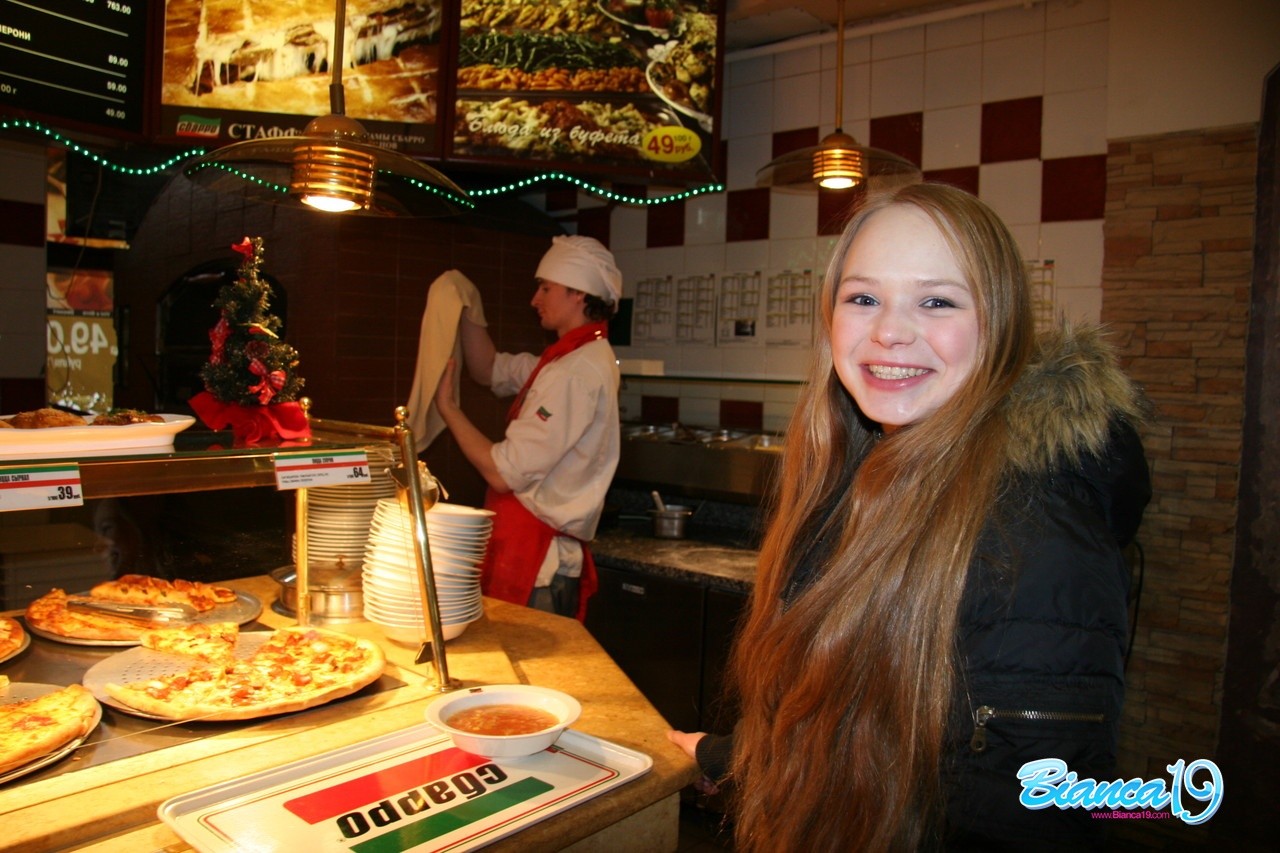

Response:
(726, 184), (1035, 851)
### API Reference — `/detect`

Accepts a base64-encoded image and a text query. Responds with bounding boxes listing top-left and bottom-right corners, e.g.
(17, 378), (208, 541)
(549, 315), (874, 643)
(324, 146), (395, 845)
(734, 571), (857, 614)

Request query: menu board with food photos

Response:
(450, 0), (722, 182)
(157, 0), (444, 156)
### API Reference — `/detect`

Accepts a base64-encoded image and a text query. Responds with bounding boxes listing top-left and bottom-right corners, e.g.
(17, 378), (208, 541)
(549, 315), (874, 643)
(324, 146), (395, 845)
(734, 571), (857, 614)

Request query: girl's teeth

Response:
(868, 365), (928, 380)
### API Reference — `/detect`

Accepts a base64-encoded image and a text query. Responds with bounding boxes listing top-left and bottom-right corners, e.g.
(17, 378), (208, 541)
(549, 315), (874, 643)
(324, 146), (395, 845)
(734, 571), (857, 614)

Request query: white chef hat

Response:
(535, 235), (622, 312)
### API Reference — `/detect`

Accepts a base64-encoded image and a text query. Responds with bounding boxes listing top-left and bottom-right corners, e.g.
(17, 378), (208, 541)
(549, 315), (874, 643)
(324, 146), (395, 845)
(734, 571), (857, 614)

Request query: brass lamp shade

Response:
(756, 136), (919, 193)
(289, 115), (377, 212)
(812, 131), (866, 189)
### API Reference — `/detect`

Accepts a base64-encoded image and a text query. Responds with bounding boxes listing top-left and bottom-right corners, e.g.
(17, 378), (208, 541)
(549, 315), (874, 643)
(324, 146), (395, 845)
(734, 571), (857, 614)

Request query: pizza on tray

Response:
(24, 575), (244, 643)
(103, 624), (385, 721)
(0, 677), (101, 777)
(0, 616), (26, 661)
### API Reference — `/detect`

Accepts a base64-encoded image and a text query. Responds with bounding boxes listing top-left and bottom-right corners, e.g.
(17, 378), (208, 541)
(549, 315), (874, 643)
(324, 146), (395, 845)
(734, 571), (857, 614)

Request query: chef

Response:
(434, 235), (622, 620)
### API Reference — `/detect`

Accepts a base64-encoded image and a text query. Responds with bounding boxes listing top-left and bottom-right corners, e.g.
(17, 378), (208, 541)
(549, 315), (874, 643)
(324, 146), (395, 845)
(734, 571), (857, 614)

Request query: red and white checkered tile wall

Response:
(539, 0), (1114, 422)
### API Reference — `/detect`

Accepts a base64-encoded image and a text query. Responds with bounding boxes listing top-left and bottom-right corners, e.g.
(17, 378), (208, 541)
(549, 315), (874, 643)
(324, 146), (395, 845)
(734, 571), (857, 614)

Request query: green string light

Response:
(468, 170), (725, 205)
(3, 119), (721, 205)
(0, 118), (205, 176)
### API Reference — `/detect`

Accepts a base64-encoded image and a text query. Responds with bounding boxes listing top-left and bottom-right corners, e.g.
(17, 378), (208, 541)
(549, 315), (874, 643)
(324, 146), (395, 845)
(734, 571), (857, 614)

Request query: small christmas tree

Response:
(189, 237), (310, 444)
(200, 237), (305, 405)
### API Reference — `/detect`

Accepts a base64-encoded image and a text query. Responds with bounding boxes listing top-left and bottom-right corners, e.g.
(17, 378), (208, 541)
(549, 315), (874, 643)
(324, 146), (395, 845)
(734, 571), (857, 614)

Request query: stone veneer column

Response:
(1103, 125), (1256, 842)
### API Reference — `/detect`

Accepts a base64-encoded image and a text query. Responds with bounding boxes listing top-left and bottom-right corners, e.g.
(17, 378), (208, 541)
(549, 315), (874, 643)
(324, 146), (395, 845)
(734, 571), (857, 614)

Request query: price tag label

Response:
(642, 126), (702, 163)
(0, 464), (84, 511)
(273, 450), (373, 491)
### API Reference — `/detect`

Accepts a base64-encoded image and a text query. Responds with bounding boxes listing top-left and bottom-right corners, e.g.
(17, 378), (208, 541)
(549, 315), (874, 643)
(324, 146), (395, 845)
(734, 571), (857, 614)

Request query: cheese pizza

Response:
(104, 626), (385, 721)
(0, 681), (100, 776)
(139, 621), (240, 664)
(0, 616), (25, 661)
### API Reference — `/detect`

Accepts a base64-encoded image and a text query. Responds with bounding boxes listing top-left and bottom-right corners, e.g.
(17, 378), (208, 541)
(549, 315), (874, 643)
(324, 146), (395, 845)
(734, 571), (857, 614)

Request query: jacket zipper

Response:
(969, 704), (1107, 753)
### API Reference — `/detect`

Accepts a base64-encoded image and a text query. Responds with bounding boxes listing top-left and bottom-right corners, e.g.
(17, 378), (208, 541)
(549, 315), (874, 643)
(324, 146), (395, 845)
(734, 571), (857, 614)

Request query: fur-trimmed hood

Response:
(1003, 323), (1150, 476)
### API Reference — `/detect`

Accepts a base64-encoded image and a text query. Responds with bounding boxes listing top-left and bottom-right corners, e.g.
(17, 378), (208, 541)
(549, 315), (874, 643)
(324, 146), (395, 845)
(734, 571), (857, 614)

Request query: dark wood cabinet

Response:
(586, 562), (748, 734)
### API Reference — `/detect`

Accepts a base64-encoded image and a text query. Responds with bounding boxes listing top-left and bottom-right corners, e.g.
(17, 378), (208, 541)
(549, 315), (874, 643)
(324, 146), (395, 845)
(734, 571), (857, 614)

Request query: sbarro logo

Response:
(1018, 758), (1224, 825)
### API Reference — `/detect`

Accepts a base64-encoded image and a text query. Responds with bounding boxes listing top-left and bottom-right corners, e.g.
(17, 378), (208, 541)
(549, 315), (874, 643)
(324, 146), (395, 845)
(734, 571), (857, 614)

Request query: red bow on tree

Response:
(231, 237), (254, 259)
(248, 358), (286, 404)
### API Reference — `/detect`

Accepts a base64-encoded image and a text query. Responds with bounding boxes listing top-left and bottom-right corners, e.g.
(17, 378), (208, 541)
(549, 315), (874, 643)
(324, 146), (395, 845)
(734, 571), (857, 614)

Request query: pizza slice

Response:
(139, 622), (240, 664)
(26, 589), (151, 642)
(90, 575), (238, 613)
(0, 617), (25, 660)
(0, 684), (100, 776)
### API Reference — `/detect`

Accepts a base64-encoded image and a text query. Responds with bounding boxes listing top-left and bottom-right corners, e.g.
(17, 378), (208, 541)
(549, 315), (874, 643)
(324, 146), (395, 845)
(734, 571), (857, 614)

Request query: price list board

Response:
(0, 0), (147, 135)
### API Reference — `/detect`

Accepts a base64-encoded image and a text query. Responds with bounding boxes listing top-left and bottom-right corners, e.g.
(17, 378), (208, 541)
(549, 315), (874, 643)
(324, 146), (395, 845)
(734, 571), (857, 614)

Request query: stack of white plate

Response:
(291, 447), (397, 570)
(362, 498), (493, 644)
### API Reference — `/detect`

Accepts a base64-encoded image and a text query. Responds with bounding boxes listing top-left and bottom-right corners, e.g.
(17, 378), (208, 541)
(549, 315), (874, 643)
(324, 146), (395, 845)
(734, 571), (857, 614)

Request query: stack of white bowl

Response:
(291, 447), (397, 572)
(362, 498), (493, 644)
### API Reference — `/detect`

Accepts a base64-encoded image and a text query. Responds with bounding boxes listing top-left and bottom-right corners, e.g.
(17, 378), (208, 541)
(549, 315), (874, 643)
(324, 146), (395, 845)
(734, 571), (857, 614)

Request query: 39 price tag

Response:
(0, 464), (84, 511)
(642, 126), (702, 163)
(273, 450), (373, 491)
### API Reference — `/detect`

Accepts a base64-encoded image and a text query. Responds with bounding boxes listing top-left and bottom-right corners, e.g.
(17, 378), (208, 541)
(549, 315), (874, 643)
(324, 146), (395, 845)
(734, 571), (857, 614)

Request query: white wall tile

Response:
(822, 35), (873, 71)
(984, 2), (1046, 39)
(925, 43), (983, 110)
(726, 54), (774, 87)
(773, 70), (822, 131)
(640, 246), (685, 276)
(1046, 0), (1109, 29)
(720, 347), (768, 379)
(1045, 21), (1108, 93)
(775, 43), (821, 77)
(872, 25), (925, 60)
(610, 205), (648, 251)
(768, 192), (818, 240)
(724, 80), (773, 138)
(726, 133), (771, 191)
(922, 104), (981, 170)
(724, 240), (770, 272)
(612, 248), (648, 294)
(763, 347), (812, 381)
(927, 13), (983, 50)
(981, 34), (1046, 102)
(677, 346), (724, 377)
(685, 193), (728, 246)
(1054, 285), (1102, 324)
(684, 242), (728, 274)
(678, 395), (720, 426)
(870, 53), (925, 117)
(979, 160), (1043, 226)
(769, 236), (820, 271)
(1007, 223), (1043, 263)
(1039, 219), (1104, 292)
(1041, 88), (1108, 158)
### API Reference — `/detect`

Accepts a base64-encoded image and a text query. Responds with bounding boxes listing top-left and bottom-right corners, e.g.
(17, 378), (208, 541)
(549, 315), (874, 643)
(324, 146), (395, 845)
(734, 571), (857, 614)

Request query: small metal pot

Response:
(649, 506), (693, 539)
(270, 565), (364, 622)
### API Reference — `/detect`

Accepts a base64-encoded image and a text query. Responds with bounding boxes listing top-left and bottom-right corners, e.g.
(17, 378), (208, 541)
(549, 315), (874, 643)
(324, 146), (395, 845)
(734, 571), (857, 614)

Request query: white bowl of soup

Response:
(424, 684), (581, 758)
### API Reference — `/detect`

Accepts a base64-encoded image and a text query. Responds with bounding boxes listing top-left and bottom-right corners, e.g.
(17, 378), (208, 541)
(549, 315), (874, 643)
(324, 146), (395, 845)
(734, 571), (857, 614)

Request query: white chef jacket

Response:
(489, 337), (620, 586)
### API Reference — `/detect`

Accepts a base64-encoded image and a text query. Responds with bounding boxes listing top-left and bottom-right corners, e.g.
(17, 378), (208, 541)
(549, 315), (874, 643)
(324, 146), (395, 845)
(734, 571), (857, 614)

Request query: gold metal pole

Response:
(392, 406), (455, 692)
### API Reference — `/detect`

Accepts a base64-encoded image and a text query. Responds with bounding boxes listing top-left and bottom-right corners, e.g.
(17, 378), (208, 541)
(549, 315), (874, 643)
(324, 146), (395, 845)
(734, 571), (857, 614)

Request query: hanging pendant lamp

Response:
(183, 0), (470, 217)
(755, 1), (921, 192)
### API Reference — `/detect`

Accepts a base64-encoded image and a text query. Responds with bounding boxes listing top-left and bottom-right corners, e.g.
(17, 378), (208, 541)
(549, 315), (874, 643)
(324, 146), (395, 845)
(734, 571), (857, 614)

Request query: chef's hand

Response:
(666, 730), (720, 795)
(435, 358), (459, 414)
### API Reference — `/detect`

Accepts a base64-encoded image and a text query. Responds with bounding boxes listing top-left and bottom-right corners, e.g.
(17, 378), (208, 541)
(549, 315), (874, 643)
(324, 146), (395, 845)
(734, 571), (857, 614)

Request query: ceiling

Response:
(724, 0), (977, 51)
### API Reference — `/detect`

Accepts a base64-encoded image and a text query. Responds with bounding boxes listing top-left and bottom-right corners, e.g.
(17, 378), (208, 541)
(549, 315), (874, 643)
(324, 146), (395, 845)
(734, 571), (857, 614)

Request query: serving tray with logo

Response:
(158, 722), (651, 852)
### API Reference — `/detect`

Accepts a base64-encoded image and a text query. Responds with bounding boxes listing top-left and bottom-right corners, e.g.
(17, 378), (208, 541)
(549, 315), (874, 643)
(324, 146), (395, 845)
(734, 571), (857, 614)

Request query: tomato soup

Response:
(446, 703), (559, 736)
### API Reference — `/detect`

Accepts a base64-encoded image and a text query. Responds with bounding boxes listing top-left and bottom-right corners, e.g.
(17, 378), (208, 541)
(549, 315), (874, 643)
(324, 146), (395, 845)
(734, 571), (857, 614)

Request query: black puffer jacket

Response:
(943, 327), (1150, 849)
(695, 326), (1151, 850)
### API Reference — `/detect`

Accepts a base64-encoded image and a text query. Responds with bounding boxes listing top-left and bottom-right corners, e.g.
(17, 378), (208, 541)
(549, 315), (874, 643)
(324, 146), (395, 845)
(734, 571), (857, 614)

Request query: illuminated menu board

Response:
(449, 0), (723, 183)
(158, 0), (443, 157)
(0, 0), (147, 135)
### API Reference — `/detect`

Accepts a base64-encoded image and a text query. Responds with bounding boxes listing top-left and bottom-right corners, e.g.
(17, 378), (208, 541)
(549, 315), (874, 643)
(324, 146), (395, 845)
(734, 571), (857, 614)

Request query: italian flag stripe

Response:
(351, 777), (556, 853)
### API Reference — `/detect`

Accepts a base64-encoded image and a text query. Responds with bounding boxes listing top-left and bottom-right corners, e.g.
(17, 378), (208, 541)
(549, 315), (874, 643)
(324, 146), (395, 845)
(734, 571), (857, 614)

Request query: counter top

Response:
(591, 522), (759, 592)
(1, 575), (699, 853)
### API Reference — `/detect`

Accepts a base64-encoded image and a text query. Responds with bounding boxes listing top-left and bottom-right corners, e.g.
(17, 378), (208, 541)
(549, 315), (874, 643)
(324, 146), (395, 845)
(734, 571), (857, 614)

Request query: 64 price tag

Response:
(0, 464), (84, 511)
(273, 450), (372, 490)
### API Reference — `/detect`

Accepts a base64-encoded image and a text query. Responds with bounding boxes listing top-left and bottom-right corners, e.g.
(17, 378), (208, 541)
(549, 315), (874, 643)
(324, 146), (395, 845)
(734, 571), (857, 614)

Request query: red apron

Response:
(477, 321), (608, 622)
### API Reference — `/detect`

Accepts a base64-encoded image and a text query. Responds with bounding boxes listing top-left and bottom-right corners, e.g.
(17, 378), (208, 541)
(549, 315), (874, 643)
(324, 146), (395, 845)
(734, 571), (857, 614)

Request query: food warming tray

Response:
(158, 722), (652, 852)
